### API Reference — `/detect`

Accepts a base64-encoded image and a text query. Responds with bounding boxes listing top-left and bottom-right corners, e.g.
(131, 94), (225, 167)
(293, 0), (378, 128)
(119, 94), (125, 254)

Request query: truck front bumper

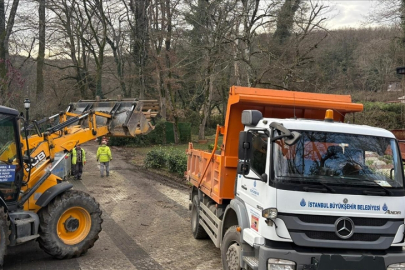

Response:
(256, 244), (405, 270)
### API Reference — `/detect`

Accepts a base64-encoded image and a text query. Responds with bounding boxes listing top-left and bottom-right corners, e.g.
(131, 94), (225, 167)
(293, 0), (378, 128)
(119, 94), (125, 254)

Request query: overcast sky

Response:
(325, 0), (379, 29)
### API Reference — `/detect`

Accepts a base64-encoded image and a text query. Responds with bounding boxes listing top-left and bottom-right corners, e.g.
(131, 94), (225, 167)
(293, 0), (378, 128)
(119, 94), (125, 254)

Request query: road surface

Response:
(4, 142), (222, 270)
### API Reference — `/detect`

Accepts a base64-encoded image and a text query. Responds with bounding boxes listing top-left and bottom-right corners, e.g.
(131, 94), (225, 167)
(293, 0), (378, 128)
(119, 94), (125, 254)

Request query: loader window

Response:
(249, 131), (268, 176)
(0, 115), (18, 164)
(0, 113), (21, 202)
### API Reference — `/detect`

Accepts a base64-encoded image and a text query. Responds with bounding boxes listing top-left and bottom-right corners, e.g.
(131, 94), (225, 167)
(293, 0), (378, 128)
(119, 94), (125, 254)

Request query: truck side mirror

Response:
(238, 131), (252, 160)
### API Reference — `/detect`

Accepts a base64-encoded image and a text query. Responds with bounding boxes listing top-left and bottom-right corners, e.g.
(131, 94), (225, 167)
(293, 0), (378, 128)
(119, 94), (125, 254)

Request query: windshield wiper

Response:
(303, 182), (336, 193)
(354, 180), (393, 196)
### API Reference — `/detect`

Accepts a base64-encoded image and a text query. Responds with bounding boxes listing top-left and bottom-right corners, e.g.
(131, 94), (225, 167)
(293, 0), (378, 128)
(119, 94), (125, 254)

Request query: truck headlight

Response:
(268, 258), (296, 270)
(262, 208), (278, 219)
(388, 263), (405, 270)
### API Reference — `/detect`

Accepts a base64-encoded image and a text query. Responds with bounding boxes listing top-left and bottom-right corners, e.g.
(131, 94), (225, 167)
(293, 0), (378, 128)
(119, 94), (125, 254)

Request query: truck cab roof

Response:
(0, 105), (19, 116)
(256, 117), (395, 138)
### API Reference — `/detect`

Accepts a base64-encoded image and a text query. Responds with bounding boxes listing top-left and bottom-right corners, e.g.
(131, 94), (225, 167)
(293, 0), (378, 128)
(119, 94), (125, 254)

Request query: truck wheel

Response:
(38, 190), (102, 259)
(191, 196), (208, 239)
(0, 207), (9, 266)
(221, 226), (242, 270)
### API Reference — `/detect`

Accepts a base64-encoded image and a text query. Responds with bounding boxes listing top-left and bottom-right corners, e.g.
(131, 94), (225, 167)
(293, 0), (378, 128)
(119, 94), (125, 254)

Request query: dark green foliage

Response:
(208, 143), (220, 151)
(167, 150), (188, 176)
(351, 102), (405, 130)
(165, 122), (175, 144)
(181, 110), (201, 135)
(144, 148), (167, 169)
(178, 123), (191, 143)
(148, 120), (167, 144)
(207, 114), (224, 129)
(144, 147), (187, 176)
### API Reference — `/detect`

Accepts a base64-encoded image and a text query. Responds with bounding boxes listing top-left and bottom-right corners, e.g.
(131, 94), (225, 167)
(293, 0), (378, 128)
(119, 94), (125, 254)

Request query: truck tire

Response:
(38, 190), (102, 259)
(221, 225), (243, 270)
(0, 207), (9, 267)
(191, 195), (208, 239)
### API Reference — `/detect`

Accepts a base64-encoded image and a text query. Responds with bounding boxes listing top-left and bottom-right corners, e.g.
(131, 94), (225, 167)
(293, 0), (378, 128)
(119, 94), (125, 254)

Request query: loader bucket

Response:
(68, 98), (159, 137)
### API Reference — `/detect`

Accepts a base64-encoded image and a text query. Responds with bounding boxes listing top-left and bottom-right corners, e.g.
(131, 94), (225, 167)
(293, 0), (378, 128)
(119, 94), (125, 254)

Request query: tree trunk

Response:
(0, 0), (18, 95)
(402, 0), (405, 43)
(273, 0), (301, 44)
(157, 68), (167, 120)
(199, 72), (215, 140)
(36, 0), (45, 99)
(0, 0), (6, 95)
(131, 0), (150, 99)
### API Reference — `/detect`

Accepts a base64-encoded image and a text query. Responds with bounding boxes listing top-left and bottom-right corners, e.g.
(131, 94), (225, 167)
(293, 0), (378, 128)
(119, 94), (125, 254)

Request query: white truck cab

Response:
(235, 110), (405, 270)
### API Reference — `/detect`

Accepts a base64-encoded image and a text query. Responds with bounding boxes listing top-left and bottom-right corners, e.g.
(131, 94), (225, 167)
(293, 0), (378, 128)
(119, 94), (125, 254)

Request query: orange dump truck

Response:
(186, 86), (405, 270)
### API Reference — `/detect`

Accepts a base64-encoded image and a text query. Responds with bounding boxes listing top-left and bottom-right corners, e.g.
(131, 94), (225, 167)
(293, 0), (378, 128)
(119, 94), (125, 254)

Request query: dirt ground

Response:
(4, 141), (222, 270)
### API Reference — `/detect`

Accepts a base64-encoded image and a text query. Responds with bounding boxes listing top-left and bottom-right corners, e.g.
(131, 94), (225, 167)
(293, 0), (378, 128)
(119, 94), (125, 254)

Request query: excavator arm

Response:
(18, 98), (159, 211)
(23, 98), (158, 163)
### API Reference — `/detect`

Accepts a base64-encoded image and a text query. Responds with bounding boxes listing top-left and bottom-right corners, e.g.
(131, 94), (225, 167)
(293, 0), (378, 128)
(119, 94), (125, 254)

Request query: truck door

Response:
(237, 130), (269, 228)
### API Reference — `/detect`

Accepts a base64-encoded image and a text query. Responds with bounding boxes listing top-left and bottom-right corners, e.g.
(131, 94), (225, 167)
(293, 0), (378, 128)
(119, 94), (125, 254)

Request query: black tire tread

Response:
(221, 225), (241, 270)
(38, 190), (103, 259)
(191, 196), (208, 239)
(0, 207), (9, 267)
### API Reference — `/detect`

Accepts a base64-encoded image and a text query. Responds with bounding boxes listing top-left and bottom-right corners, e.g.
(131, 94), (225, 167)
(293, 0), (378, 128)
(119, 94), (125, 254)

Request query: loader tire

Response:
(0, 207), (9, 267)
(38, 190), (102, 259)
(191, 195), (208, 239)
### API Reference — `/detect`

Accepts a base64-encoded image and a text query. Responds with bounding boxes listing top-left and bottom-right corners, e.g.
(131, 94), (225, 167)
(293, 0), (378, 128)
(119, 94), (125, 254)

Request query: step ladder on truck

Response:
(186, 86), (405, 270)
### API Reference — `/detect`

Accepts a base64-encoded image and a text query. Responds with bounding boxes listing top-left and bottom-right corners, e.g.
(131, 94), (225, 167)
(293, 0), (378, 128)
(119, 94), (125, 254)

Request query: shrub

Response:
(207, 143), (220, 151)
(166, 150), (187, 176)
(144, 148), (166, 169)
(146, 119), (166, 144)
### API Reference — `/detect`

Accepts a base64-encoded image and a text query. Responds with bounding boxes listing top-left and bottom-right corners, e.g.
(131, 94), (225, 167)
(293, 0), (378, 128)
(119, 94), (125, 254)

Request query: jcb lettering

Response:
(25, 151), (46, 171)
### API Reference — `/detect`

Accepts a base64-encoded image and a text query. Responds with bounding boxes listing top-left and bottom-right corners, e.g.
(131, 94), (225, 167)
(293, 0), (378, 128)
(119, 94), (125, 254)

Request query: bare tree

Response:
(82, 0), (108, 98)
(105, 3), (130, 97)
(0, 0), (19, 95)
(47, 0), (93, 99)
(129, 0), (150, 99)
(36, 0), (45, 99)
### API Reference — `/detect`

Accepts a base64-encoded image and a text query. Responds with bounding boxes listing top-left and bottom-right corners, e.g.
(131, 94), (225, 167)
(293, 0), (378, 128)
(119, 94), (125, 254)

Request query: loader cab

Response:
(0, 106), (24, 203)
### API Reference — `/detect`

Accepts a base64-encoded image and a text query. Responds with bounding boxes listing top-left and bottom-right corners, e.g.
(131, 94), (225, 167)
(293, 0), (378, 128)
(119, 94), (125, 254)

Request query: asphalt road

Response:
(4, 142), (222, 270)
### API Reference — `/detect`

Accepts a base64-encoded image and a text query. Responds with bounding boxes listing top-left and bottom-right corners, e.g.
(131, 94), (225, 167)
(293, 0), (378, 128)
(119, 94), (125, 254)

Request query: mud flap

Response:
(316, 255), (385, 270)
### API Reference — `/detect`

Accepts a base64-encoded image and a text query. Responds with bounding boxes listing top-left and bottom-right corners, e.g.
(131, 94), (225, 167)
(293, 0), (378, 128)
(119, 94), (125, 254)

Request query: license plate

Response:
(317, 255), (385, 270)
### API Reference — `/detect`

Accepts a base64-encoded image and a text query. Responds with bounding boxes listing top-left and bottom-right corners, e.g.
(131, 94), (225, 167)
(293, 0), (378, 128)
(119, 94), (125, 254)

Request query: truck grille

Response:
(278, 213), (403, 250)
(305, 231), (381, 242)
(296, 214), (389, 226)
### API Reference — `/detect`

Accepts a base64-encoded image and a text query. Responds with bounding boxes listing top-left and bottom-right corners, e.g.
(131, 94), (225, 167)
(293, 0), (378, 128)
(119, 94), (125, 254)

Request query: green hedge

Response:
(144, 147), (187, 177)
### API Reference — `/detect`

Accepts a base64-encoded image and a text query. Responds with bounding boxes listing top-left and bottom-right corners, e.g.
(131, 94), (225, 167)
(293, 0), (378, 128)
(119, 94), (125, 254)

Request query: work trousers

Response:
(100, 161), (110, 177)
(74, 162), (83, 179)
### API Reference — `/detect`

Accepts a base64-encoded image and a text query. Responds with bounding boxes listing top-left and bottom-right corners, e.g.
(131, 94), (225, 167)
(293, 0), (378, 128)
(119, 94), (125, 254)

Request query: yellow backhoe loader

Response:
(0, 98), (159, 265)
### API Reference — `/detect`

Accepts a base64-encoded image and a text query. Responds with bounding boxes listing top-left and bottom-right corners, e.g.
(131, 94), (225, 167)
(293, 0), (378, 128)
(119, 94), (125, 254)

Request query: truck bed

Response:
(186, 86), (364, 204)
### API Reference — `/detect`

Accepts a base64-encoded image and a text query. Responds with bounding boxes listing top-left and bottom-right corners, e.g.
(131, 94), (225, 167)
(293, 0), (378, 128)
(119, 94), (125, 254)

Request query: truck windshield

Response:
(274, 131), (404, 189)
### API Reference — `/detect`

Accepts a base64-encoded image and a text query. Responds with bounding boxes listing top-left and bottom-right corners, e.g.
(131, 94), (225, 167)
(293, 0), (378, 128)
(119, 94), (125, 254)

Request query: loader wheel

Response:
(0, 207), (9, 267)
(191, 195), (208, 239)
(221, 226), (242, 270)
(38, 190), (102, 259)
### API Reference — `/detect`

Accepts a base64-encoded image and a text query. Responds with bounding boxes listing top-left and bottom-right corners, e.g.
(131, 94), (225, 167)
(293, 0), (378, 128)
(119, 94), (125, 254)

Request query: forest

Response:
(1, 0), (405, 141)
